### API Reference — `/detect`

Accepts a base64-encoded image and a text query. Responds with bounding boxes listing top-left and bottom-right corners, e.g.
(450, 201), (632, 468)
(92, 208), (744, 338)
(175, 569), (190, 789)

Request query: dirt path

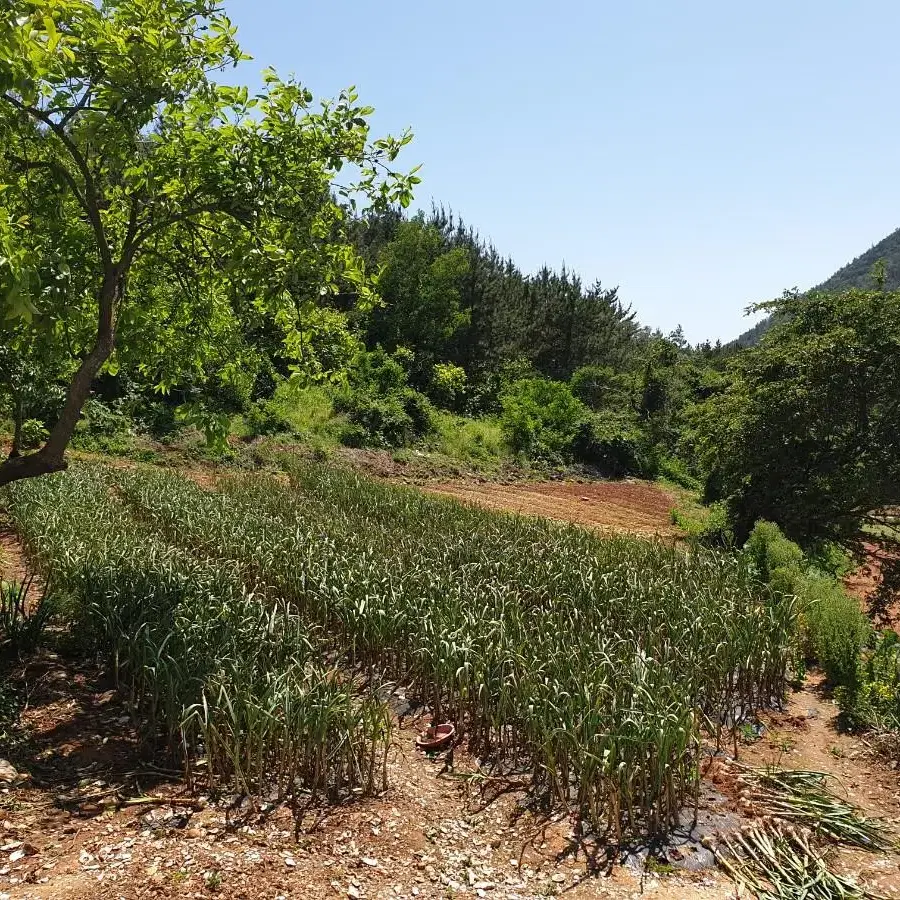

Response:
(422, 480), (679, 538)
(739, 673), (900, 897)
(3, 656), (735, 900)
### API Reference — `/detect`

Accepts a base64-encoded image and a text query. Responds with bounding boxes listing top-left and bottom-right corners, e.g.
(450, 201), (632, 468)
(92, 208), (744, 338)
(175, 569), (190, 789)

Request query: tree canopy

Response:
(690, 287), (900, 555)
(0, 0), (418, 485)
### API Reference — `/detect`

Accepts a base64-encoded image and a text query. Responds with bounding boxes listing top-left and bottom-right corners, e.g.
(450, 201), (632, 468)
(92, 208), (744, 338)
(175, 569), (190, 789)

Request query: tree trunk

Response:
(0, 268), (121, 488)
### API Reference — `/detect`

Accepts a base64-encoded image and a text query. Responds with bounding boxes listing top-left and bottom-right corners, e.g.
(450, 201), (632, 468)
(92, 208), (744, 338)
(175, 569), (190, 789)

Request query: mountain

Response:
(733, 225), (900, 346)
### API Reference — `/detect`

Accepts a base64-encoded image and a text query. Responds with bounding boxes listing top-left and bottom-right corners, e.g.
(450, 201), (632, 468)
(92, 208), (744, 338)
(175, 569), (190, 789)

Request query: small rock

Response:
(360, 856), (378, 867)
(347, 887), (361, 899)
(0, 762), (26, 787)
(551, 873), (566, 883)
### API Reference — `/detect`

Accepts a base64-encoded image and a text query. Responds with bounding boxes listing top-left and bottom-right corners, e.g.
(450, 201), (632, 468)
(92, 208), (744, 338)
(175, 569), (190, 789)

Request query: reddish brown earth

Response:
(422, 480), (679, 538)
(3, 476), (900, 899)
(6, 649), (899, 900)
(844, 541), (900, 628)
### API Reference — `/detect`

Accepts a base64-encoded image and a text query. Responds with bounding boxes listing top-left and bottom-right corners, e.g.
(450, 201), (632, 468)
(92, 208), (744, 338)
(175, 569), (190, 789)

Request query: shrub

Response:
(334, 349), (435, 448)
(500, 377), (585, 461)
(743, 521), (871, 695)
(268, 382), (338, 440)
(672, 501), (734, 548)
(70, 398), (134, 453)
(430, 362), (468, 411)
(244, 400), (295, 437)
(335, 388), (433, 448)
(570, 413), (646, 477)
(853, 630), (900, 731)
(134, 399), (180, 439)
(20, 418), (49, 450)
(464, 358), (535, 416)
(745, 520), (805, 593)
(800, 573), (870, 691)
(656, 455), (701, 491)
(807, 542), (856, 579)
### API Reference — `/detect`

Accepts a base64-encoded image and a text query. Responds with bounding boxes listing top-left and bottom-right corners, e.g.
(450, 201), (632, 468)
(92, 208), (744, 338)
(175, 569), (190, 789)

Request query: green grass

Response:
(425, 412), (506, 468)
(268, 381), (343, 440)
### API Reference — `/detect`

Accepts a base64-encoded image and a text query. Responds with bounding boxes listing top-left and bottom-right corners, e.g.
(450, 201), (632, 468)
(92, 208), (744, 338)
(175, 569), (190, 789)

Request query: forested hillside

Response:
(734, 225), (900, 345)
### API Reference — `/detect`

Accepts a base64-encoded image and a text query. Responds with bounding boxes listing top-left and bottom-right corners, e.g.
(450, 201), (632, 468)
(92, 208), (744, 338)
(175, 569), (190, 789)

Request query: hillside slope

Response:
(733, 225), (900, 346)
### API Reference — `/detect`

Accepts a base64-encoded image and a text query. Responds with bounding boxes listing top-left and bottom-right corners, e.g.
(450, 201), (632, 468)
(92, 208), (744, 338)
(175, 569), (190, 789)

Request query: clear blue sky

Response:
(226, 1), (900, 343)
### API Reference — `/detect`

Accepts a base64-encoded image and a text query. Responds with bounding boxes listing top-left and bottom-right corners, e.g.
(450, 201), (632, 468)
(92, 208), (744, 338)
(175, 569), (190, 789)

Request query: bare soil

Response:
(6, 651), (899, 900)
(420, 480), (679, 539)
(1, 649), (739, 900)
(738, 673), (900, 897)
(844, 542), (900, 628)
(3, 478), (899, 899)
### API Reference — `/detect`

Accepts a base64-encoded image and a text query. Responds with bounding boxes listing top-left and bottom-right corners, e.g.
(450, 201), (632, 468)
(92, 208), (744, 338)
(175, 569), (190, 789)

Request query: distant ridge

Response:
(733, 225), (900, 346)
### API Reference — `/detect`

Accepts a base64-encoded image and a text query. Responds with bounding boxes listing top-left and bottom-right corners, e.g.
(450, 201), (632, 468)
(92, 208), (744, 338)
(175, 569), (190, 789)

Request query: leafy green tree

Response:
(690, 289), (900, 554)
(569, 365), (633, 412)
(366, 218), (470, 387)
(0, 0), (417, 485)
(500, 377), (586, 460)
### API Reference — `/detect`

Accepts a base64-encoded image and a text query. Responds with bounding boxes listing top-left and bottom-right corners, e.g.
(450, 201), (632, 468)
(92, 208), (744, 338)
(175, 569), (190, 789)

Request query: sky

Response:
(225, 1), (900, 343)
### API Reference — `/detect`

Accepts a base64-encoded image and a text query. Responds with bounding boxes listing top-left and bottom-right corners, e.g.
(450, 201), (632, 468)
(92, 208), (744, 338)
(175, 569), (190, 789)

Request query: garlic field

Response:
(5, 462), (798, 837)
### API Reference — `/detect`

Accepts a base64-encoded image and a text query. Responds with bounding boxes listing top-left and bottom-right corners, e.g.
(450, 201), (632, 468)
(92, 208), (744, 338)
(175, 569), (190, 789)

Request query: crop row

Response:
(110, 460), (798, 836)
(4, 467), (390, 804)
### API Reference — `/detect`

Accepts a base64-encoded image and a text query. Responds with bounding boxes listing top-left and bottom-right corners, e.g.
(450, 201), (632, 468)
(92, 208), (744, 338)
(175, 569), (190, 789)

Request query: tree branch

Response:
(2, 91), (112, 268)
(8, 154), (89, 214)
(57, 82), (94, 128)
(130, 203), (248, 253)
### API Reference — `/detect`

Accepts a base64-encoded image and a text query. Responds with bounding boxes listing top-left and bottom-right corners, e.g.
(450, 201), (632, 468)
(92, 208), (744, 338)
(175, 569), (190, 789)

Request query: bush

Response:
(20, 418), (48, 450)
(336, 388), (434, 449)
(570, 413), (647, 477)
(743, 521), (871, 694)
(464, 358), (535, 416)
(430, 362), (468, 411)
(134, 399), (180, 439)
(656, 455), (701, 491)
(500, 377), (585, 461)
(268, 382), (339, 440)
(853, 630), (900, 731)
(672, 501), (733, 548)
(745, 520), (805, 593)
(334, 349), (435, 448)
(70, 398), (134, 451)
(807, 541), (855, 579)
(800, 573), (870, 691)
(244, 400), (295, 437)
